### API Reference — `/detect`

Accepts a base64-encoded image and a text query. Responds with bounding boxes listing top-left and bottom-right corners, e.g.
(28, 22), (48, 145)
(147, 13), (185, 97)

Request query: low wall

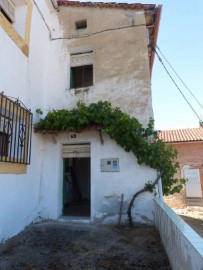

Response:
(154, 198), (203, 270)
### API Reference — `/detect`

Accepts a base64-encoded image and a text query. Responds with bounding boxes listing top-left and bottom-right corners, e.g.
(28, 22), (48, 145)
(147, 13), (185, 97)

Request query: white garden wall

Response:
(154, 198), (203, 270)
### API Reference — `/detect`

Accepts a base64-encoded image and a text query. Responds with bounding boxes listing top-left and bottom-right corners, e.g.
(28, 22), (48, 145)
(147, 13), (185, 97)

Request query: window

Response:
(0, 0), (15, 23)
(0, 92), (33, 164)
(71, 65), (93, 88)
(70, 52), (93, 88)
(75, 19), (87, 30)
(0, 132), (8, 156)
(0, 0), (32, 57)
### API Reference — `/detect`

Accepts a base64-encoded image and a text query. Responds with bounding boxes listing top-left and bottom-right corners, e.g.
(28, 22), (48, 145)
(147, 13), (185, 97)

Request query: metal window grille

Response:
(0, 92), (33, 164)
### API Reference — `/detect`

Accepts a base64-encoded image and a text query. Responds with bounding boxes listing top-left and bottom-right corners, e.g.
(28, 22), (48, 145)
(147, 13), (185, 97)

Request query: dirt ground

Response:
(174, 206), (203, 238)
(0, 222), (171, 270)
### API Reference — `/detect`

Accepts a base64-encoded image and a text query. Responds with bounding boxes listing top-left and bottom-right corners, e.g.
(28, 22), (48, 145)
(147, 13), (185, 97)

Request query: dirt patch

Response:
(174, 207), (203, 238)
(0, 222), (171, 270)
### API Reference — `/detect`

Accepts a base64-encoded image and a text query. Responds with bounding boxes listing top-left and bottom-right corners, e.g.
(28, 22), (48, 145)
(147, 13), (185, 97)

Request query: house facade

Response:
(159, 127), (203, 208)
(0, 0), (161, 241)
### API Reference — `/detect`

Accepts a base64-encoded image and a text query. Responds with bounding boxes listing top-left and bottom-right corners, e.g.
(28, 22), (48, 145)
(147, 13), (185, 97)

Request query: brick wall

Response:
(164, 142), (203, 208)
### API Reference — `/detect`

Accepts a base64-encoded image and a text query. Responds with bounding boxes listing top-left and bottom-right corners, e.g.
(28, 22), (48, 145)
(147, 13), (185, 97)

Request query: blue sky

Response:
(82, 0), (203, 130)
(141, 0), (203, 130)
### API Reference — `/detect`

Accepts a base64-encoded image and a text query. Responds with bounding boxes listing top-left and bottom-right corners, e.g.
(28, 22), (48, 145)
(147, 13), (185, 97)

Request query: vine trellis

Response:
(35, 101), (185, 224)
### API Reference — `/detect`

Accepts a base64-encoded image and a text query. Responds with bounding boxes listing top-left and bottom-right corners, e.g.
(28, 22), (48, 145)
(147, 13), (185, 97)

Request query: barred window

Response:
(0, 92), (32, 164)
(0, 132), (8, 156)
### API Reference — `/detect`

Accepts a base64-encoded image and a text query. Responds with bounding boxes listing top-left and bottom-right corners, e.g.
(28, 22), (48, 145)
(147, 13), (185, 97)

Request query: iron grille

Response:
(0, 92), (33, 164)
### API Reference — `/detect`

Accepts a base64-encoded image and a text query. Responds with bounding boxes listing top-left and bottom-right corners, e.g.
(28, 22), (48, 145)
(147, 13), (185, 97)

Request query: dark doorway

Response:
(63, 157), (90, 217)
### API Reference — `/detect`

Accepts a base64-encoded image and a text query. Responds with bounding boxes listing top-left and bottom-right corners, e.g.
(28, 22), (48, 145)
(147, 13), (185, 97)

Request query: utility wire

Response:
(51, 23), (146, 41)
(152, 46), (203, 124)
(32, 0), (52, 39)
(32, 0), (145, 41)
(155, 44), (203, 110)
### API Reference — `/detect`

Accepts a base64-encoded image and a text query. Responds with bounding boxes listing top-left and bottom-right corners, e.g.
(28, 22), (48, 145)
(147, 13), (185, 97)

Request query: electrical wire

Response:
(152, 47), (203, 124)
(51, 23), (146, 41)
(32, 0), (145, 41)
(32, 0), (52, 39)
(155, 44), (203, 110)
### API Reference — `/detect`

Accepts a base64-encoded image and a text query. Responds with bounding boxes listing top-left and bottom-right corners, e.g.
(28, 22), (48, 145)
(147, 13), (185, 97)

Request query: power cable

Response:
(32, 0), (146, 41)
(152, 46), (203, 125)
(155, 44), (203, 110)
(32, 0), (52, 39)
(51, 23), (146, 41)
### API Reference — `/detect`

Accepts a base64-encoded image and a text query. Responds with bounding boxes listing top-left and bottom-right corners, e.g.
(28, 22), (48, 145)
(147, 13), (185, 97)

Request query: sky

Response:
(88, 0), (203, 130)
(139, 0), (203, 130)
(81, 0), (203, 130)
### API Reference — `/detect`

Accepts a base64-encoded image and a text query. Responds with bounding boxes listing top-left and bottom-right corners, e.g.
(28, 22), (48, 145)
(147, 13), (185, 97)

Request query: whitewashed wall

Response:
(0, 0), (53, 242)
(0, 0), (158, 241)
(36, 4), (157, 223)
(155, 199), (203, 270)
(39, 131), (158, 224)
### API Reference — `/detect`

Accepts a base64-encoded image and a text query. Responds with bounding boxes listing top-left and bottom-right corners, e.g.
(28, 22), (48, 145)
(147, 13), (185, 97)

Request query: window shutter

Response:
(70, 52), (93, 67)
(0, 0), (15, 22)
(62, 144), (90, 158)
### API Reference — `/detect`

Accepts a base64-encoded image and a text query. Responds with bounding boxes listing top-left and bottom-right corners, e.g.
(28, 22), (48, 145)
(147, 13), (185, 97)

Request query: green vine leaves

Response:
(35, 101), (186, 195)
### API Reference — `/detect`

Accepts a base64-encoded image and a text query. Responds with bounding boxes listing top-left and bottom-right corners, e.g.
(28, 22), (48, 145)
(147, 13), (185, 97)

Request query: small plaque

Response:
(101, 158), (119, 172)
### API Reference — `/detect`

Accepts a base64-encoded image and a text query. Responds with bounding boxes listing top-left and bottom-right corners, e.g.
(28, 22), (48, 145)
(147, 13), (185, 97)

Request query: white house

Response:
(0, 0), (162, 242)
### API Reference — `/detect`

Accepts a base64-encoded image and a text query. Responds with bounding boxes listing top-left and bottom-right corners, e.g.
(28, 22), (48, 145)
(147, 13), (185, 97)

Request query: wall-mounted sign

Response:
(101, 158), (119, 172)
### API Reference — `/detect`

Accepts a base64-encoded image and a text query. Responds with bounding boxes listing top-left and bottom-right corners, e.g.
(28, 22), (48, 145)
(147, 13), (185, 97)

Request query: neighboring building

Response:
(0, 0), (162, 241)
(159, 127), (203, 208)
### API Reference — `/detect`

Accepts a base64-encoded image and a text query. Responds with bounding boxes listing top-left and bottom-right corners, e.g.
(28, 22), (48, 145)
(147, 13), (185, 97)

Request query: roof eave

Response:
(149, 5), (162, 77)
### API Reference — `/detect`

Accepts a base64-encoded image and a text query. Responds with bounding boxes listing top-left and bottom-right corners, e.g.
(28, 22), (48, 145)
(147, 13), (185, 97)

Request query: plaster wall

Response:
(40, 131), (157, 224)
(13, 4), (27, 38)
(45, 6), (153, 126)
(0, 1), (158, 241)
(0, 0), (52, 241)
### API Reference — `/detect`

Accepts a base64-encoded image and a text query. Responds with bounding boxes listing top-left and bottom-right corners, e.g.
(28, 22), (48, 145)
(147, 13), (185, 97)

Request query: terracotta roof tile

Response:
(158, 127), (203, 143)
(57, 1), (155, 10)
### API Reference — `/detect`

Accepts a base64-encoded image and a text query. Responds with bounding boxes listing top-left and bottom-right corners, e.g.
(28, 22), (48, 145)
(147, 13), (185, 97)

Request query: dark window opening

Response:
(0, 132), (9, 156)
(70, 65), (93, 88)
(75, 19), (87, 30)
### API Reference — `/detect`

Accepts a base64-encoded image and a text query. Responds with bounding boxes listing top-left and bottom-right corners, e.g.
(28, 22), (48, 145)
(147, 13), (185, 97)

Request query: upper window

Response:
(0, 0), (32, 56)
(71, 65), (93, 88)
(0, 92), (33, 164)
(75, 19), (87, 30)
(70, 52), (93, 89)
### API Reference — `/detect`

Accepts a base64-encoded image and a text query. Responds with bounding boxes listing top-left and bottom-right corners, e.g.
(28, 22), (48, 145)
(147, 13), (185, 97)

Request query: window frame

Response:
(70, 64), (93, 89)
(0, 92), (33, 165)
(70, 52), (93, 89)
(0, 0), (32, 57)
(75, 19), (87, 30)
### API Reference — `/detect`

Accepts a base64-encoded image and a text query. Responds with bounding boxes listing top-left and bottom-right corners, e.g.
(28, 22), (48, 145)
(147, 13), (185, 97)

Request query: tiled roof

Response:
(57, 1), (156, 10)
(158, 128), (203, 143)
